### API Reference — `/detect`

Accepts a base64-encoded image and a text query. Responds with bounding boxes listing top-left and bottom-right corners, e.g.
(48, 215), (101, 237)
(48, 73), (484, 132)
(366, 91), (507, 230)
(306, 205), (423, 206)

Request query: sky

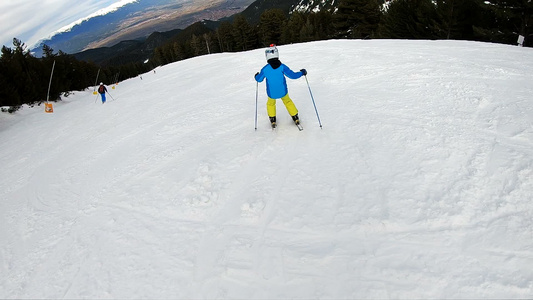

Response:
(1, 40), (532, 298)
(0, 0), (137, 49)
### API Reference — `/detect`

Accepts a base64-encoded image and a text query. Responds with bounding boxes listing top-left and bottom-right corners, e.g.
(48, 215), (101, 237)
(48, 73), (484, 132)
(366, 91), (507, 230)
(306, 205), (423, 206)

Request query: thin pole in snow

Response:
(46, 60), (55, 103)
(93, 69), (100, 92)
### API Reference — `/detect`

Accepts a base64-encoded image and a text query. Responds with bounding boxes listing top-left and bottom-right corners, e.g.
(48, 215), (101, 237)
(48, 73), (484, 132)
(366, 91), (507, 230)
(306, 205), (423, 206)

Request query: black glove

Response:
(255, 72), (259, 78)
(300, 69), (307, 76)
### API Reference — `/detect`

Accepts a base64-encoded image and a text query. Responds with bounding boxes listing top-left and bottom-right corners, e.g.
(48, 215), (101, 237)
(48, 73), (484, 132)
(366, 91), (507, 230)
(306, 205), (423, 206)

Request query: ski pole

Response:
(255, 81), (258, 131)
(304, 75), (322, 129)
(107, 92), (116, 101)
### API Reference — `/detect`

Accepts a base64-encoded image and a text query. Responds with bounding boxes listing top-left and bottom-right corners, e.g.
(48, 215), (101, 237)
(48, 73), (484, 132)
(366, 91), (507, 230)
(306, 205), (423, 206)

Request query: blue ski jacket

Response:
(255, 61), (303, 99)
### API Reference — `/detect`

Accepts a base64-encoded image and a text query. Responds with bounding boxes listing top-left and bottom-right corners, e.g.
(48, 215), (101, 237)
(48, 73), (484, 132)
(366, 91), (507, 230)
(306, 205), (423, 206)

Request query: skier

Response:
(98, 82), (107, 103)
(254, 44), (307, 129)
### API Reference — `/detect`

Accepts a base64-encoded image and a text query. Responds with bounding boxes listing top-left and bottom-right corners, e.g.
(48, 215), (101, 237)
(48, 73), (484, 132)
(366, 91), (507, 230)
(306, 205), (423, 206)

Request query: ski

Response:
(295, 120), (303, 131)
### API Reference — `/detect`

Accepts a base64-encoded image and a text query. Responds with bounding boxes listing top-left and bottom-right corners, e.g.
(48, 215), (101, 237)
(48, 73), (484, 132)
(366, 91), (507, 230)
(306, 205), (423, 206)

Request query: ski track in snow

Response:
(1, 40), (532, 298)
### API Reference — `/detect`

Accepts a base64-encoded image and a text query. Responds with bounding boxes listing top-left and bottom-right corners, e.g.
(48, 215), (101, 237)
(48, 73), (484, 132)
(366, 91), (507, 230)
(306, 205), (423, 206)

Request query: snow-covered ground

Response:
(1, 40), (532, 298)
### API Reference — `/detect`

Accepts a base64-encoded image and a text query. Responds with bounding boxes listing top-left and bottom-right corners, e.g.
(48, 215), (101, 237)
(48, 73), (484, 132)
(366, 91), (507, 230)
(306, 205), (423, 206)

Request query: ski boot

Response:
(291, 114), (300, 125)
(269, 116), (277, 129)
(292, 114), (303, 131)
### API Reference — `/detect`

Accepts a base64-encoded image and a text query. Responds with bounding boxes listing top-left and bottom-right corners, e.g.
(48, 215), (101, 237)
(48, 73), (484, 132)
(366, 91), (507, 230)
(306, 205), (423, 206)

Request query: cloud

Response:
(0, 0), (137, 49)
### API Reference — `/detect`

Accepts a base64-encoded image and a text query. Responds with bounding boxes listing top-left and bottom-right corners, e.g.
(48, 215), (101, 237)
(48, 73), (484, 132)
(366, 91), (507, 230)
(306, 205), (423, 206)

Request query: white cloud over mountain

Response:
(0, 0), (137, 49)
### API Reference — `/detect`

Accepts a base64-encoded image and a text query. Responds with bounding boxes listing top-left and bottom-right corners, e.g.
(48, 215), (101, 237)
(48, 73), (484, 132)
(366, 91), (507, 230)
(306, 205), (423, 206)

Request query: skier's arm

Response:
(282, 65), (304, 79)
(255, 70), (265, 82)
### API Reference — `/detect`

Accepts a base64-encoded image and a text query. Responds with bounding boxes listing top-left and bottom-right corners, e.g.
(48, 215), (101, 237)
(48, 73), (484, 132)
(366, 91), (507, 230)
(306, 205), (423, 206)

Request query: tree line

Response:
(152, 0), (531, 65)
(0, 39), (151, 112)
(1, 0), (531, 112)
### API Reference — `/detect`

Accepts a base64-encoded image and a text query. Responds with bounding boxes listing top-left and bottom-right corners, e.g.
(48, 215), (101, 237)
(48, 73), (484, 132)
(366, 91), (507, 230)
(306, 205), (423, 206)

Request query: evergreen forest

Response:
(1, 0), (531, 111)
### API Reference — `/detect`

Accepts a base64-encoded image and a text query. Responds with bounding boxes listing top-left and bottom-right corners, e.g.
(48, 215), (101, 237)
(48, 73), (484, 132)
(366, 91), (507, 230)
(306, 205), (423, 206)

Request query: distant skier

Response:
(254, 44), (307, 129)
(98, 82), (107, 104)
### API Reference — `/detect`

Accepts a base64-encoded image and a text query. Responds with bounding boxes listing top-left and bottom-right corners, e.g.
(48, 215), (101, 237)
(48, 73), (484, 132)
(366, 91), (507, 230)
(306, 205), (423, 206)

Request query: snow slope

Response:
(1, 40), (532, 299)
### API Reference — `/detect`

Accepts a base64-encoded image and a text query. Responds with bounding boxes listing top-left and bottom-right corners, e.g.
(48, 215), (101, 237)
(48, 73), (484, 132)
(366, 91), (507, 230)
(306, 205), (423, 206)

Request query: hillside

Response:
(70, 0), (306, 66)
(32, 0), (255, 55)
(72, 29), (182, 66)
(1, 40), (532, 298)
(238, 0), (300, 21)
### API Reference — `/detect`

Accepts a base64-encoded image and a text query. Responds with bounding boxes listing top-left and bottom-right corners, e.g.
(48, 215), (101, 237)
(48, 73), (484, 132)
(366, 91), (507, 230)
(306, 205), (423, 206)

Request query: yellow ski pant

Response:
(267, 94), (298, 117)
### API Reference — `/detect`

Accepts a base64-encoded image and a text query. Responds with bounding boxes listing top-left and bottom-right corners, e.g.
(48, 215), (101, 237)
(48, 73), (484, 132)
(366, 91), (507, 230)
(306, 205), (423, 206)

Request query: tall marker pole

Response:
(46, 60), (55, 102)
(44, 60), (56, 113)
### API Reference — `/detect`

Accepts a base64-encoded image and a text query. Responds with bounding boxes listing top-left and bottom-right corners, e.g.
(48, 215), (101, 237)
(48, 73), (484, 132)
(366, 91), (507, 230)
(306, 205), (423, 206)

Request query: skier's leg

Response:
(267, 97), (276, 127)
(101, 93), (106, 103)
(267, 97), (277, 117)
(281, 94), (298, 117)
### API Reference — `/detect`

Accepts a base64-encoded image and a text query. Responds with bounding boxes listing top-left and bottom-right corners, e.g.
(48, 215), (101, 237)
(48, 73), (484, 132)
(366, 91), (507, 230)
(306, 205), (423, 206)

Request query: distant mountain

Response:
(71, 0), (343, 66)
(32, 0), (255, 55)
(69, 0), (300, 65)
(72, 22), (213, 66)
(72, 29), (182, 66)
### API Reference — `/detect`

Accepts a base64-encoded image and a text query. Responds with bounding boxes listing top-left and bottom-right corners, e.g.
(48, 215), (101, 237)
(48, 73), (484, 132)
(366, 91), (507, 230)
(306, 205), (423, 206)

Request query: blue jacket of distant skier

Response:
(255, 60), (303, 99)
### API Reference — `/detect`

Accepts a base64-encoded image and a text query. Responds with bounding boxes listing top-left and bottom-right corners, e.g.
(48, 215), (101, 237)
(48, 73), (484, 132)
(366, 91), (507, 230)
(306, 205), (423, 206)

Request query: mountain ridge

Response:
(71, 0), (306, 66)
(32, 0), (255, 56)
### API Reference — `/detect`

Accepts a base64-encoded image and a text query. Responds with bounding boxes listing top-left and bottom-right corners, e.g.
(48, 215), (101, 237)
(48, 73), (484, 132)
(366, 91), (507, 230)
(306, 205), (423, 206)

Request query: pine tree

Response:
(482, 0), (532, 46)
(435, 0), (482, 40)
(281, 12), (306, 44)
(42, 44), (55, 58)
(190, 34), (202, 56)
(216, 22), (235, 52)
(301, 19), (316, 42)
(0, 46), (19, 109)
(334, 0), (382, 38)
(173, 42), (191, 61)
(378, 0), (441, 39)
(232, 15), (257, 51)
(310, 10), (336, 40)
(10, 38), (42, 106)
(152, 47), (167, 66)
(258, 9), (287, 46)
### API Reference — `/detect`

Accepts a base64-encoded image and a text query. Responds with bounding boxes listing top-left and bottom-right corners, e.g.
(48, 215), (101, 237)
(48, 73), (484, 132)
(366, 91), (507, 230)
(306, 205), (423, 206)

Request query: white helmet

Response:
(265, 44), (279, 61)
(100, 82), (103, 85)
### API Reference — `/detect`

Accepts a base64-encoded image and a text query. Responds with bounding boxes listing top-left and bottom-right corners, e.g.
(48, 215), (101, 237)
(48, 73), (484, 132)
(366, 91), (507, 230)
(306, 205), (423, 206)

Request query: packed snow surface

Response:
(1, 40), (532, 298)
